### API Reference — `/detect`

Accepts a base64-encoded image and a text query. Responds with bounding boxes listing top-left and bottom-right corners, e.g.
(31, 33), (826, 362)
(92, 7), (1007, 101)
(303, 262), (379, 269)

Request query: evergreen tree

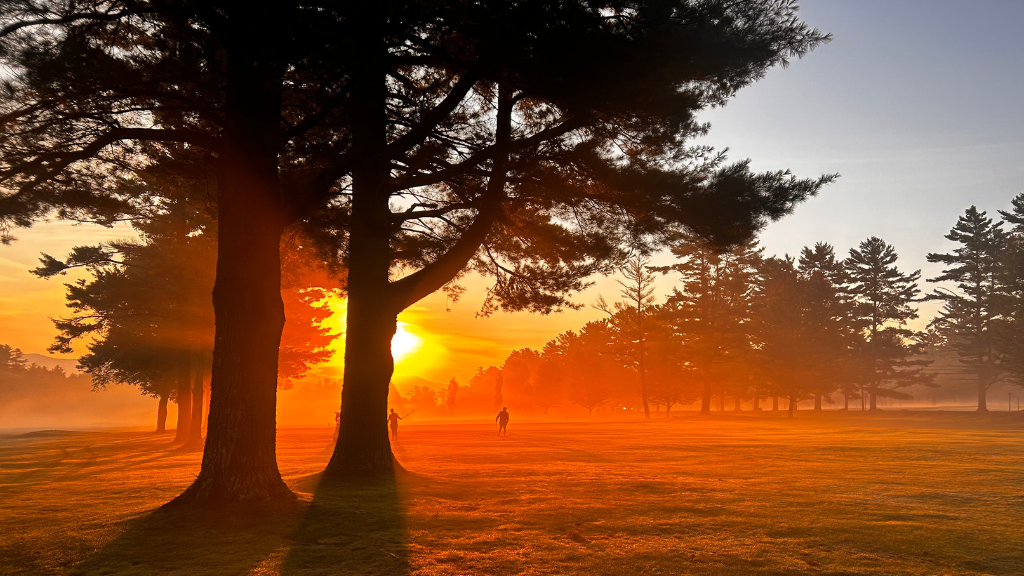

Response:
(799, 242), (861, 409)
(927, 207), (1006, 411)
(753, 256), (851, 417)
(994, 194), (1024, 387)
(1, 1), (833, 501)
(657, 236), (761, 414)
(846, 237), (926, 410)
(596, 254), (659, 418)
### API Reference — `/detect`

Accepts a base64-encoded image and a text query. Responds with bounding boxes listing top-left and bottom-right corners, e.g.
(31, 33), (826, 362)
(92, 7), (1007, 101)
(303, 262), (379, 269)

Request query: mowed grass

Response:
(1, 412), (1023, 575)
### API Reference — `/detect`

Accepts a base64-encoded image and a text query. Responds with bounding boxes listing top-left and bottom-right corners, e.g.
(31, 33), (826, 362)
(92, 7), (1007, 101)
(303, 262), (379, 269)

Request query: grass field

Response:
(1, 412), (1023, 575)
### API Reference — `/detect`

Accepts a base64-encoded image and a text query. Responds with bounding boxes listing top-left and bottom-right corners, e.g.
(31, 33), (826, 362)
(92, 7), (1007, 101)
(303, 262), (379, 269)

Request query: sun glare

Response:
(391, 323), (423, 362)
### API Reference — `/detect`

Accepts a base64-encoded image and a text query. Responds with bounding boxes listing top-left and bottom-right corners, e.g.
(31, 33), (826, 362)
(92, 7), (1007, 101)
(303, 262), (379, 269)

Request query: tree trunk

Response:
(173, 39), (291, 506)
(638, 362), (651, 419)
(788, 393), (797, 418)
(666, 402), (672, 419)
(752, 386), (760, 411)
(325, 32), (399, 478)
(977, 374), (988, 411)
(843, 393), (849, 410)
(733, 394), (742, 411)
(173, 349), (192, 444)
(813, 393), (822, 411)
(156, 391), (169, 433)
(700, 379), (712, 415)
(719, 392), (725, 411)
(183, 351), (206, 452)
(772, 395), (779, 411)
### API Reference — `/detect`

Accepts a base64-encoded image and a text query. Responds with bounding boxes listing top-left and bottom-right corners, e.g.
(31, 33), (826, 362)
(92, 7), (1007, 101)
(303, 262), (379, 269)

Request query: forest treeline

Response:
(433, 195), (1024, 418)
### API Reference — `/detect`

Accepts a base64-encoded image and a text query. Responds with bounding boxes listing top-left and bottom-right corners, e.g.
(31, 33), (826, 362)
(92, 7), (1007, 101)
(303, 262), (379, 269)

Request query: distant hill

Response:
(392, 375), (443, 394)
(21, 354), (81, 374)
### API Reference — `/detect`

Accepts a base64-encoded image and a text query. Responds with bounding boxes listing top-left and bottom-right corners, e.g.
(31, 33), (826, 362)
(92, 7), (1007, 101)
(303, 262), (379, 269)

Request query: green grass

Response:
(1, 412), (1023, 575)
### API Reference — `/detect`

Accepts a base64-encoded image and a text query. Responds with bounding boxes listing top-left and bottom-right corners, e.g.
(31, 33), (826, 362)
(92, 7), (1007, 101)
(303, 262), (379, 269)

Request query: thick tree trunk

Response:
(183, 351), (206, 451)
(173, 39), (291, 506)
(752, 386), (760, 411)
(772, 395), (779, 411)
(788, 393), (797, 418)
(977, 375), (988, 411)
(700, 380), (712, 414)
(156, 391), (169, 433)
(173, 350), (192, 444)
(733, 395), (742, 411)
(843, 393), (849, 410)
(326, 30), (399, 478)
(813, 393), (822, 411)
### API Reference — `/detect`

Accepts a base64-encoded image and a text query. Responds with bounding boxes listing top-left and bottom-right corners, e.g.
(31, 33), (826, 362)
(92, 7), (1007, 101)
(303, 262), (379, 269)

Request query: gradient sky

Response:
(2, 0), (1022, 392)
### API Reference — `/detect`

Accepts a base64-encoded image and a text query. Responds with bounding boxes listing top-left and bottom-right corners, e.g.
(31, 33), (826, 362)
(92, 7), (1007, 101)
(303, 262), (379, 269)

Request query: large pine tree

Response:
(1, 1), (833, 504)
(994, 194), (1024, 388)
(845, 237), (925, 410)
(657, 236), (761, 414)
(927, 207), (1006, 411)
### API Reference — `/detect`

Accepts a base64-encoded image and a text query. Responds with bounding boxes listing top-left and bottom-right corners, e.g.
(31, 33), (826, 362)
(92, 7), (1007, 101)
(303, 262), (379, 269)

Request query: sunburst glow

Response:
(391, 323), (423, 362)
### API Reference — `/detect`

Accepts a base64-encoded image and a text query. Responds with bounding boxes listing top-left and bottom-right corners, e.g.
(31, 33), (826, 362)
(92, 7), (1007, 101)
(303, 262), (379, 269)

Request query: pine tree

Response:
(845, 237), (926, 410)
(596, 254), (659, 418)
(994, 194), (1024, 387)
(927, 207), (1006, 411)
(657, 236), (761, 414)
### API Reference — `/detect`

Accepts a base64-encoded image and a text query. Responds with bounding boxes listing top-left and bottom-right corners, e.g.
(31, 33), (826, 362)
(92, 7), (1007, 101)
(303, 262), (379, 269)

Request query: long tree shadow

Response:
(70, 503), (303, 575)
(279, 472), (410, 575)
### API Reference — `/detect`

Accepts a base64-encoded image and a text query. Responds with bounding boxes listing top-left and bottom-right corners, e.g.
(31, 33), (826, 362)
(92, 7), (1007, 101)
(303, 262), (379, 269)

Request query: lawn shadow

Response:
(70, 502), (302, 575)
(279, 471), (410, 575)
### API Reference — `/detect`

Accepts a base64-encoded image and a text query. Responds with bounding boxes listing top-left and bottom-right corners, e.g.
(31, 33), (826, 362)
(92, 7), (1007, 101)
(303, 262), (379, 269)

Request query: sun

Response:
(391, 323), (423, 362)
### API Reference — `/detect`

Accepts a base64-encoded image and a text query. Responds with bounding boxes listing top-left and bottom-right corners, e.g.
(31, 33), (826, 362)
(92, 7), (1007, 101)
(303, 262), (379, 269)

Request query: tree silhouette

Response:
(927, 208), (1006, 411)
(657, 237), (760, 414)
(846, 237), (925, 410)
(596, 254), (659, 418)
(995, 194), (1024, 387)
(1, 1), (833, 501)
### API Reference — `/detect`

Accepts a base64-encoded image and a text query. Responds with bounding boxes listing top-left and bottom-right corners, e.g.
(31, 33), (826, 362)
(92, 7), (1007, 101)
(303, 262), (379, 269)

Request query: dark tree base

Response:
(167, 474), (296, 511)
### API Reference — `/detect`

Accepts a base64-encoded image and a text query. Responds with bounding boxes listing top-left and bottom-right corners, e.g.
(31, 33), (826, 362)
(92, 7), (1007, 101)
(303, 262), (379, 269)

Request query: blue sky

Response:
(699, 0), (1024, 281)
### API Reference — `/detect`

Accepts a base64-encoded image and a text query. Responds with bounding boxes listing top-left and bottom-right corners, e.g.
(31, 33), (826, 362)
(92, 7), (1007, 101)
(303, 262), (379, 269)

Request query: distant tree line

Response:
(462, 194), (1024, 417)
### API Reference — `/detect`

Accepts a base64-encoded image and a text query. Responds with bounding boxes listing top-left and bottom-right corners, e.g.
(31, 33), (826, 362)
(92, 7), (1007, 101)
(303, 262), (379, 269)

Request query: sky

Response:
(1, 0), (1022, 398)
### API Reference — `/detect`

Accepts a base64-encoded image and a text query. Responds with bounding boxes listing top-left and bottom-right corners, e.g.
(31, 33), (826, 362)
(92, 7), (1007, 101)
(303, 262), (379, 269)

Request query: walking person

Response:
(495, 406), (510, 437)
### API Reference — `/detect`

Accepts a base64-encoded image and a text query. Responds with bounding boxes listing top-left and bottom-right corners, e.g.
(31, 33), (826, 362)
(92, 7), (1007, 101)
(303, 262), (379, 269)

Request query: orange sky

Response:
(0, 218), (641, 395)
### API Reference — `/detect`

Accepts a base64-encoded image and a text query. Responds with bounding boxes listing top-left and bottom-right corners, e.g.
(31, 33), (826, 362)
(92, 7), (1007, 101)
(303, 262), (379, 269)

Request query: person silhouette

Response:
(387, 408), (402, 441)
(495, 407), (510, 437)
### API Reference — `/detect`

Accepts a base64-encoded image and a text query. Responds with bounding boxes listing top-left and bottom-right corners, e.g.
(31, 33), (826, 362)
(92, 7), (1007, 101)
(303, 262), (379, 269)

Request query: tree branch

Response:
(389, 83), (514, 310)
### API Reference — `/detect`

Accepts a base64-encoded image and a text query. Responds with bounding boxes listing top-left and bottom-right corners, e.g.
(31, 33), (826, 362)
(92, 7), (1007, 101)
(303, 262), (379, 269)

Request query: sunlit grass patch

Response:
(1, 413), (1022, 575)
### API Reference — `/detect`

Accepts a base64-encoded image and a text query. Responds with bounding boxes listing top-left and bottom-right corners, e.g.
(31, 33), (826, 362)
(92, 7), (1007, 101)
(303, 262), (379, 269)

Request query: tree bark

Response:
(813, 393), (822, 411)
(788, 393), (797, 418)
(156, 391), (169, 433)
(183, 351), (206, 451)
(977, 374), (988, 411)
(325, 23), (399, 477)
(752, 386), (760, 411)
(172, 349), (192, 444)
(733, 394), (742, 411)
(700, 379), (712, 414)
(843, 393), (849, 410)
(772, 395), (779, 411)
(173, 38), (291, 506)
(326, 77), (515, 478)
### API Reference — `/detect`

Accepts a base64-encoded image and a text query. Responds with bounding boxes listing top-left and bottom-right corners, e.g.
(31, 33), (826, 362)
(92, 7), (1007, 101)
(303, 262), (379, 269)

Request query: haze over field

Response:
(0, 2), (1023, 574)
